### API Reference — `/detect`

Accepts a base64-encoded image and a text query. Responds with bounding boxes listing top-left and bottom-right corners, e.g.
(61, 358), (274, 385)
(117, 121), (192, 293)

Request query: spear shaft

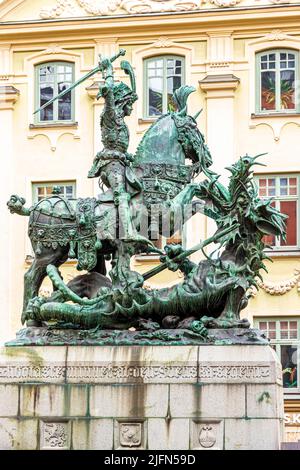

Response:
(143, 223), (238, 281)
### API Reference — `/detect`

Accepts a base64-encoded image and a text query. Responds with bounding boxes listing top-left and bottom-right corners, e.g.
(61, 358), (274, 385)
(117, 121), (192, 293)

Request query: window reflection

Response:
(259, 50), (296, 113)
(146, 56), (184, 117)
(258, 320), (299, 390)
(281, 345), (298, 388)
(38, 62), (74, 123)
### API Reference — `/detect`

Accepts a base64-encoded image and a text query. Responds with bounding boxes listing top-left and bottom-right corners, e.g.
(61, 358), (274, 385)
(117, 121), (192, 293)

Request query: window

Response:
(256, 175), (299, 249)
(144, 56), (185, 117)
(255, 319), (300, 391)
(150, 230), (183, 250)
(32, 182), (76, 203)
(35, 62), (74, 123)
(256, 49), (298, 114)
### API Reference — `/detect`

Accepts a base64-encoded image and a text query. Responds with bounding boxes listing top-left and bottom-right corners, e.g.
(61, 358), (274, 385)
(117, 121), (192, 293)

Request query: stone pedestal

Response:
(0, 345), (283, 450)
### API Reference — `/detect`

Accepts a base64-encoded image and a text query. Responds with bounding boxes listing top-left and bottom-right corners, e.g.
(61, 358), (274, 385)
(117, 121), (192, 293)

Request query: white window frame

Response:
(35, 61), (75, 125)
(255, 174), (300, 251)
(256, 49), (299, 115)
(32, 181), (76, 204)
(255, 318), (300, 395)
(144, 55), (185, 118)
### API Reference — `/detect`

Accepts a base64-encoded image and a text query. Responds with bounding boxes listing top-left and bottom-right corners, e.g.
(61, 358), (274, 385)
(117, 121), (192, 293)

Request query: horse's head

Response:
(134, 85), (212, 172)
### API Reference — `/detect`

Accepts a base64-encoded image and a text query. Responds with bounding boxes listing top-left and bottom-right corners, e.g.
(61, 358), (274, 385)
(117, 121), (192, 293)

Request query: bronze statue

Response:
(88, 50), (147, 243)
(7, 50), (286, 344)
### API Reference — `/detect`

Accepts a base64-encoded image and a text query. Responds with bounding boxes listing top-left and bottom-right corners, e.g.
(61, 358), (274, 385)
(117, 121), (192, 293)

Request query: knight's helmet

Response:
(98, 59), (138, 105)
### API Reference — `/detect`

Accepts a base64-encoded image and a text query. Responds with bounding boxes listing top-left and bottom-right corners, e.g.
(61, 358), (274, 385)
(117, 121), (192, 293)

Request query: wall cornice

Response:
(0, 84), (19, 109)
(1, 5), (300, 40)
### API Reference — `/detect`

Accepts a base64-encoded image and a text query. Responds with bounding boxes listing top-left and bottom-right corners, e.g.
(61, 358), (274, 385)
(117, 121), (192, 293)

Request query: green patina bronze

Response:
(7, 50), (287, 343)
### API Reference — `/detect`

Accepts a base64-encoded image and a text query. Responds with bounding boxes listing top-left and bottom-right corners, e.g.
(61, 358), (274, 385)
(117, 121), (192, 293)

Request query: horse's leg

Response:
(22, 258), (48, 325)
(91, 254), (107, 276)
(170, 183), (200, 208)
(22, 247), (68, 325)
(161, 184), (205, 234)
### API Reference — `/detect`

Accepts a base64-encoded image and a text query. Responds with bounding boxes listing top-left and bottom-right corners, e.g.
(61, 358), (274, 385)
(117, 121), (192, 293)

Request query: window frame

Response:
(255, 317), (300, 395)
(256, 48), (299, 115)
(144, 55), (185, 119)
(32, 181), (76, 204)
(255, 173), (300, 251)
(35, 61), (75, 125)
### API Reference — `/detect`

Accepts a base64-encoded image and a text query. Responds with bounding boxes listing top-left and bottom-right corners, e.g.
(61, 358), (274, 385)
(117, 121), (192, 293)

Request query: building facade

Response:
(1, 0), (300, 442)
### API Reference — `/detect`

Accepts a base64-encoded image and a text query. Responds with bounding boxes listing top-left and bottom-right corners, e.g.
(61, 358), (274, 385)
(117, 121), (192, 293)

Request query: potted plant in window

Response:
(280, 79), (295, 109)
(261, 77), (295, 110)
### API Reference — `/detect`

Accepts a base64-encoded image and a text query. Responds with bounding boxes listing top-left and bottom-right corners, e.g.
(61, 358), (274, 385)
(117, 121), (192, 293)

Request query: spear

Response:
(33, 48), (126, 115)
(143, 223), (239, 281)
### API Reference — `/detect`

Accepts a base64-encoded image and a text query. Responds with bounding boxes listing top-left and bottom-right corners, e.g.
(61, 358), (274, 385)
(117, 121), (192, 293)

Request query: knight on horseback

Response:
(88, 50), (150, 245)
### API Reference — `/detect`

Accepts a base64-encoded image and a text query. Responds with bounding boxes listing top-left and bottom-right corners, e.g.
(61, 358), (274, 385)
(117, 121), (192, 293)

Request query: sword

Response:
(33, 49), (126, 115)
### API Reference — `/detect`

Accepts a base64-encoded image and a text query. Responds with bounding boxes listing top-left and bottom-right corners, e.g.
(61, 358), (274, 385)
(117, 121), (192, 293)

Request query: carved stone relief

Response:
(191, 420), (223, 450)
(210, 0), (241, 6)
(114, 420), (146, 449)
(39, 0), (291, 19)
(249, 269), (300, 296)
(40, 0), (200, 19)
(40, 421), (70, 450)
(120, 423), (142, 447)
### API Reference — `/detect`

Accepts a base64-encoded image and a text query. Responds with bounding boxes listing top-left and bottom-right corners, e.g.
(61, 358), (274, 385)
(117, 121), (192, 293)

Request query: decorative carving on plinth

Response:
(120, 423), (142, 447)
(191, 420), (223, 450)
(40, 422), (70, 450)
(199, 425), (217, 448)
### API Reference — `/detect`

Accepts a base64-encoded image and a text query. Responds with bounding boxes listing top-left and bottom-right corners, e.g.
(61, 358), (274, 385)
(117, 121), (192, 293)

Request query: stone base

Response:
(5, 326), (268, 346)
(0, 345), (283, 450)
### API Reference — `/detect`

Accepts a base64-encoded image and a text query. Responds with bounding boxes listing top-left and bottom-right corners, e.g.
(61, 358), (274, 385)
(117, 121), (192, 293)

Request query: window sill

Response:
(284, 393), (300, 400)
(138, 118), (158, 125)
(265, 250), (300, 258)
(29, 122), (78, 129)
(251, 113), (300, 119)
(284, 389), (300, 396)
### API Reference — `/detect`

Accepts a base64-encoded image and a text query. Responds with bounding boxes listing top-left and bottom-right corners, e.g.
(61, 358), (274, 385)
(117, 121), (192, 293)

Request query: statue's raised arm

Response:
(88, 50), (139, 180)
(97, 52), (125, 120)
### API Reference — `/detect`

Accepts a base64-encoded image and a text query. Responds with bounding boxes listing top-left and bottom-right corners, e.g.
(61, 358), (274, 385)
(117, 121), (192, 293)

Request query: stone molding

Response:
(37, 0), (294, 20)
(0, 85), (19, 110)
(199, 74), (240, 91)
(199, 73), (240, 99)
(249, 269), (300, 296)
(0, 345), (282, 385)
(0, 362), (277, 383)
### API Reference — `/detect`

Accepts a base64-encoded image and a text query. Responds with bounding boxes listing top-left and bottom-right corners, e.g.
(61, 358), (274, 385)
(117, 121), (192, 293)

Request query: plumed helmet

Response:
(113, 82), (138, 105)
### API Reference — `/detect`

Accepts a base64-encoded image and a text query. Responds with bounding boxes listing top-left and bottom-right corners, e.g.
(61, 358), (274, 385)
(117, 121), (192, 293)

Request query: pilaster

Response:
(0, 85), (20, 344)
(199, 74), (239, 241)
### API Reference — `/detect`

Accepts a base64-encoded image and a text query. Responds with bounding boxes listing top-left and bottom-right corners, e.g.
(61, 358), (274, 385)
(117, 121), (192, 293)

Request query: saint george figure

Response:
(88, 52), (147, 244)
